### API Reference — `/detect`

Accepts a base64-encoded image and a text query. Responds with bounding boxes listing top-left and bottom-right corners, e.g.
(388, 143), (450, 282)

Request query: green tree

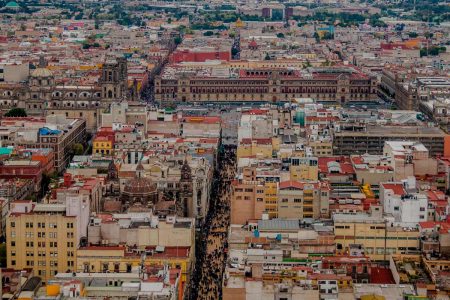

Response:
(264, 53), (271, 60)
(276, 32), (285, 38)
(4, 108), (27, 117)
(203, 30), (214, 36)
(313, 32), (320, 42)
(408, 32), (418, 38)
(174, 36), (182, 45)
(73, 143), (84, 155)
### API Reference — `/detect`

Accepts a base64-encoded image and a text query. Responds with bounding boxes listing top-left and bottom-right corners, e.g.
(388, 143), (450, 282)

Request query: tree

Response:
(424, 32), (433, 39)
(276, 32), (285, 38)
(313, 32), (320, 42)
(203, 30), (214, 36)
(264, 53), (271, 60)
(4, 108), (27, 117)
(322, 32), (334, 40)
(174, 36), (182, 45)
(73, 143), (84, 155)
(408, 32), (418, 38)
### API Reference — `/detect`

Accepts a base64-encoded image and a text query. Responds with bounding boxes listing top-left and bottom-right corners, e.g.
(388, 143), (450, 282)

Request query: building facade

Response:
(155, 67), (378, 104)
(6, 198), (90, 282)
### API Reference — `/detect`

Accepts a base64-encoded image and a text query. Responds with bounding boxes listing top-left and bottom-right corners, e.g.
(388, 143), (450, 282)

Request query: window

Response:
(294, 198), (301, 203)
(394, 206), (399, 211)
(420, 207), (426, 212)
(11, 241), (15, 247)
(419, 215), (425, 219)
(67, 223), (74, 229)
(282, 198), (288, 203)
(10, 222), (15, 228)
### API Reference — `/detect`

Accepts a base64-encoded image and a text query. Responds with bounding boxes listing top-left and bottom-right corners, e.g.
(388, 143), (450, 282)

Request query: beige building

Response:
(289, 156), (319, 181)
(333, 208), (420, 261)
(0, 62), (29, 83)
(6, 197), (90, 282)
(87, 213), (195, 248)
(277, 181), (330, 219)
(101, 101), (149, 134)
(383, 141), (438, 181)
(231, 180), (266, 225)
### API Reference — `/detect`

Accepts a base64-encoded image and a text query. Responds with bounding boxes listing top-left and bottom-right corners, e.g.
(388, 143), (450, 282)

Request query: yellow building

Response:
(308, 140), (333, 157)
(289, 157), (319, 181)
(264, 182), (278, 218)
(333, 209), (420, 261)
(6, 200), (89, 282)
(93, 136), (114, 156)
(76, 245), (193, 297)
(237, 138), (276, 159)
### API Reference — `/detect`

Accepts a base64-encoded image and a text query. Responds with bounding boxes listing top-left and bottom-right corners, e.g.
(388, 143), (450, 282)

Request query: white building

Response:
(380, 180), (428, 227)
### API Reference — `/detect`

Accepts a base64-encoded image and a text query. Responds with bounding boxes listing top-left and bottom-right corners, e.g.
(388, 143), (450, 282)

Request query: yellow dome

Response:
(236, 18), (245, 28)
(30, 67), (53, 78)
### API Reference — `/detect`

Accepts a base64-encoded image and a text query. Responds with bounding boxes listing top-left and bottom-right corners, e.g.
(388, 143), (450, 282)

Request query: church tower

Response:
(178, 159), (193, 218)
(100, 56), (128, 103)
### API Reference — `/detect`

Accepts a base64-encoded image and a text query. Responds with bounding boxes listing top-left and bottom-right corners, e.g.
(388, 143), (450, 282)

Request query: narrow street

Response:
(189, 146), (236, 300)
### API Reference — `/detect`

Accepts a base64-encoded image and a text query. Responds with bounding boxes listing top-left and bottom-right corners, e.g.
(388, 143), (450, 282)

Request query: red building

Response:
(322, 256), (371, 283)
(170, 49), (231, 63)
(0, 160), (44, 192)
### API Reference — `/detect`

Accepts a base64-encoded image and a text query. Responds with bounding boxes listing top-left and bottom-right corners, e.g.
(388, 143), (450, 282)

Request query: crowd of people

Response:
(189, 146), (236, 300)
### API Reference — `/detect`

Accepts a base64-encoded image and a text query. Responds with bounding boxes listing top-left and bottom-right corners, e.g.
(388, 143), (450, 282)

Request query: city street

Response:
(189, 146), (236, 300)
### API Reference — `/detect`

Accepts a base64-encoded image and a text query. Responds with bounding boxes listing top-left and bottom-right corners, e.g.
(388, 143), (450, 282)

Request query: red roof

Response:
(249, 39), (258, 48)
(279, 180), (303, 190)
(370, 267), (395, 284)
(381, 183), (405, 196)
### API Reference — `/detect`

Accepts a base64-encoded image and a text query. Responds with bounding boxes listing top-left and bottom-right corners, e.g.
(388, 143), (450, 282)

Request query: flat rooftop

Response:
(335, 125), (446, 137)
(353, 284), (415, 300)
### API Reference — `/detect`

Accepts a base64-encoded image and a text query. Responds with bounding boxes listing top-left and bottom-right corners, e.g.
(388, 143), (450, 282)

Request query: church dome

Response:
(30, 67), (53, 78)
(123, 177), (157, 196)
